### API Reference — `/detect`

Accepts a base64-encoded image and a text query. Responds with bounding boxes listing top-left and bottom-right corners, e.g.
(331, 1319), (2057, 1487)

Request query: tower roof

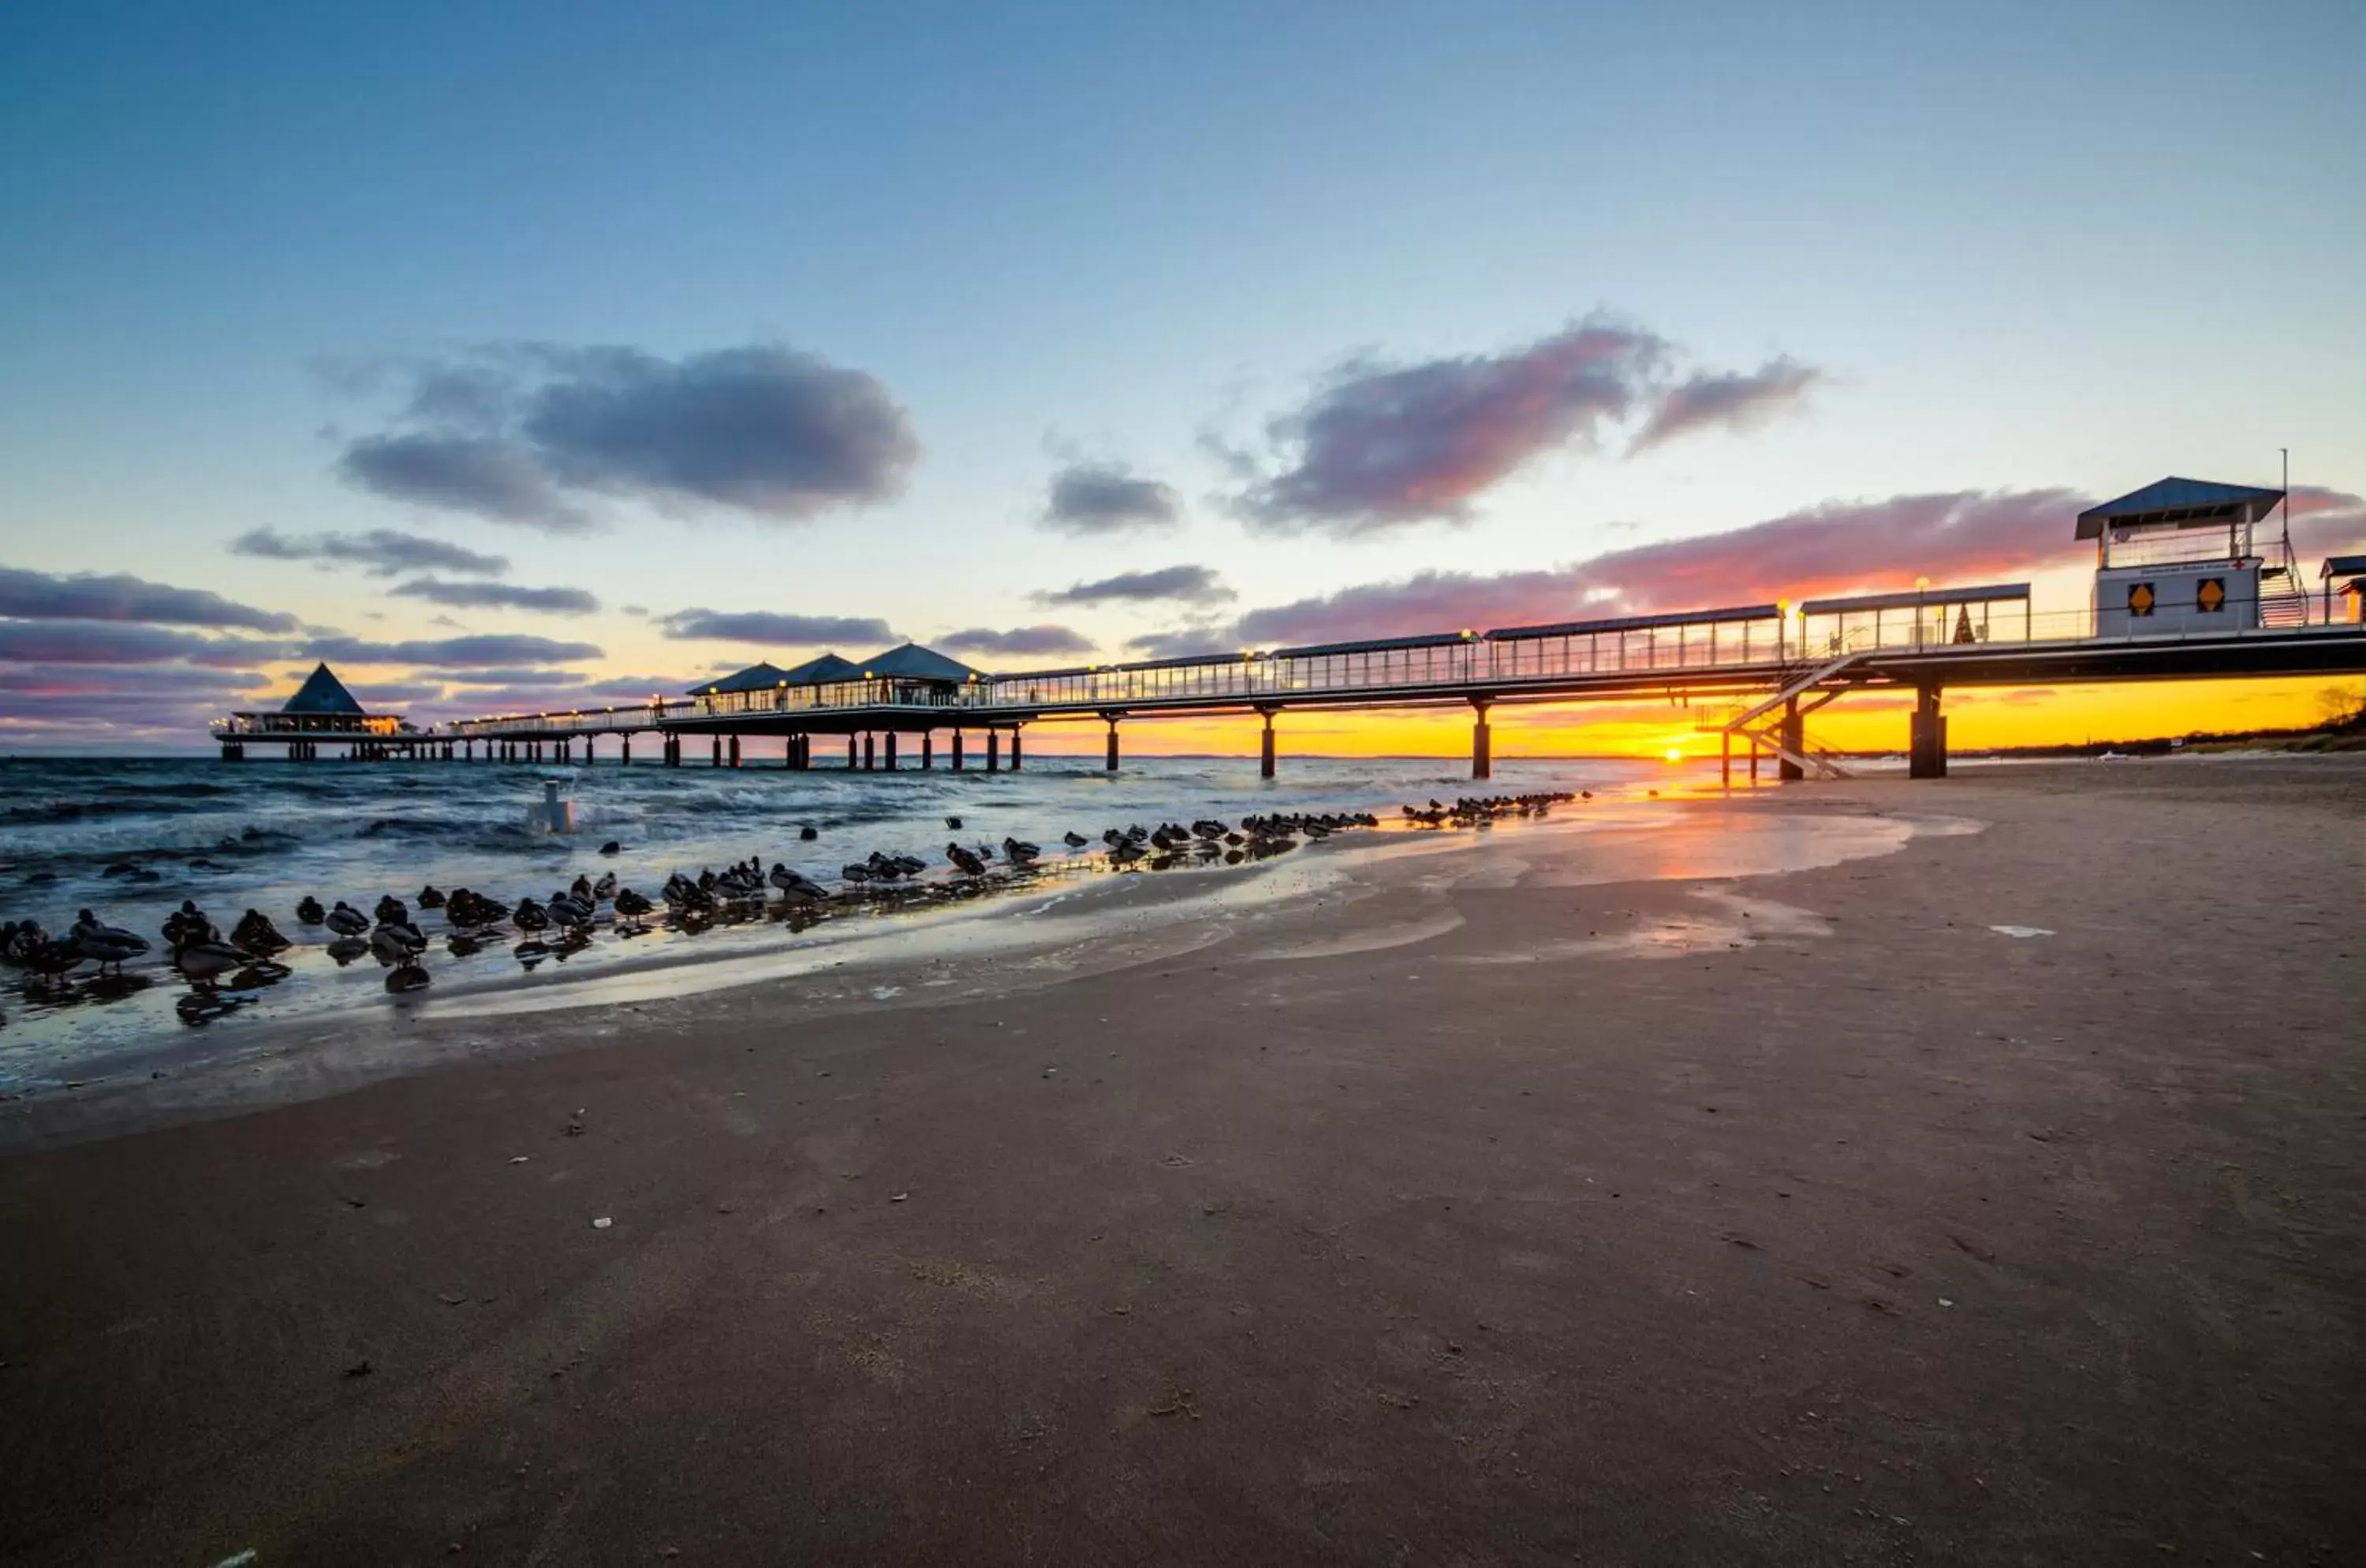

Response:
(2075, 477), (2286, 539)
(279, 663), (366, 715)
(856, 643), (981, 682)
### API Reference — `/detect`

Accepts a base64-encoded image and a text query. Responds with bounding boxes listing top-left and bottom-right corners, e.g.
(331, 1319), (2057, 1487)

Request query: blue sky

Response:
(1, 0), (2360, 741)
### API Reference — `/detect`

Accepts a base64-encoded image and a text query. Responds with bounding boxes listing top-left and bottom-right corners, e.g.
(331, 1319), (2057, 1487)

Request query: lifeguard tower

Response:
(2077, 477), (2307, 634)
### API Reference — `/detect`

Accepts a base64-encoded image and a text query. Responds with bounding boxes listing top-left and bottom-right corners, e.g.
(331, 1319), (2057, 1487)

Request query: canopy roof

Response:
(2322, 554), (2366, 581)
(779, 651), (860, 685)
(1799, 583), (2030, 617)
(280, 663), (367, 715)
(688, 661), (792, 696)
(2076, 477), (2286, 539)
(856, 643), (981, 682)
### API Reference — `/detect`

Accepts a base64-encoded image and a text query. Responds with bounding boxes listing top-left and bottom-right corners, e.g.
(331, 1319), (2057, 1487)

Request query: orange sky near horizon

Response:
(992, 674), (2365, 760)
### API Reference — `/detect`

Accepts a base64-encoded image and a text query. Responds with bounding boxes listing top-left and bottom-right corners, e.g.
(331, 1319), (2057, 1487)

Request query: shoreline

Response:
(1, 757), (2360, 1562)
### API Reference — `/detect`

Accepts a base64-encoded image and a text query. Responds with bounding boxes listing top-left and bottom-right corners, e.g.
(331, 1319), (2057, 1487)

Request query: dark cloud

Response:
(389, 579), (602, 614)
(1035, 564), (1234, 607)
(1041, 463), (1183, 535)
(229, 528), (512, 578)
(1226, 320), (1669, 537)
(2291, 485), (2366, 555)
(337, 681), (449, 707)
(1630, 357), (1821, 454)
(618, 603), (649, 617)
(0, 622), (291, 666)
(438, 667), (591, 688)
(338, 433), (593, 532)
(1125, 625), (1239, 660)
(655, 609), (896, 644)
(304, 633), (603, 666)
(330, 343), (920, 529)
(0, 663), (270, 698)
(0, 566), (299, 632)
(934, 625), (1095, 659)
(1195, 487), (2091, 648)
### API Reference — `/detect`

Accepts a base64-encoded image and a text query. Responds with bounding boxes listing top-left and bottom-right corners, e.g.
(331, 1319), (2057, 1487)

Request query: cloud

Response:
(655, 608), (896, 644)
(229, 528), (511, 577)
(329, 342), (920, 529)
(338, 433), (593, 532)
(1035, 564), (1234, 607)
(934, 624), (1095, 659)
(438, 667), (591, 688)
(619, 603), (648, 617)
(0, 566), (299, 632)
(0, 663), (271, 698)
(304, 633), (603, 666)
(0, 622), (292, 666)
(1192, 487), (2092, 648)
(2291, 485), (2366, 556)
(1125, 625), (1239, 660)
(1041, 463), (1183, 535)
(1630, 357), (1820, 454)
(390, 578), (601, 614)
(1225, 319), (1669, 537)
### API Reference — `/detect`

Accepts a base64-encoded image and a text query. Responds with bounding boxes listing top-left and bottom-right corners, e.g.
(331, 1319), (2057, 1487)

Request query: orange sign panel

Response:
(2128, 582), (2156, 616)
(2196, 577), (2226, 613)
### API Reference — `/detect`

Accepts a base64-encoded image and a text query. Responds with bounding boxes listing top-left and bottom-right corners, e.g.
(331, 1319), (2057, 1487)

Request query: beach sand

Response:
(2, 757), (2360, 1564)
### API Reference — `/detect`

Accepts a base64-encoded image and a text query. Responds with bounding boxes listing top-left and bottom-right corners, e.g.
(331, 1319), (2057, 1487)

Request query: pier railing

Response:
(429, 598), (2362, 741)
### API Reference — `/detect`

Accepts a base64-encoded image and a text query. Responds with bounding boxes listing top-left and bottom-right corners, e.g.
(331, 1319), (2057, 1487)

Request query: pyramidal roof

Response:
(279, 663), (366, 715)
(2075, 477), (2286, 539)
(687, 661), (792, 696)
(858, 643), (981, 682)
(779, 651), (860, 685)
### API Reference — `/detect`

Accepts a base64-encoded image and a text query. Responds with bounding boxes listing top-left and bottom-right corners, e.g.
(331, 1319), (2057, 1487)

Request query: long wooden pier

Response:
(213, 584), (2366, 782)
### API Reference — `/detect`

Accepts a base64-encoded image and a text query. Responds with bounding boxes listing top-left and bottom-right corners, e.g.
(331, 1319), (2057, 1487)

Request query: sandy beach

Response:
(2, 756), (2361, 1565)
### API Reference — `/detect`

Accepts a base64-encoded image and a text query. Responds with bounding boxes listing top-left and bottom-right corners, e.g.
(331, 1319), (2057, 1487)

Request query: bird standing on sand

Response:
(1062, 831), (1088, 849)
(174, 939), (256, 990)
(513, 897), (550, 933)
(325, 902), (370, 937)
(231, 909), (289, 953)
(297, 895), (327, 925)
(162, 901), (216, 950)
(374, 894), (409, 928)
(614, 889), (654, 931)
(371, 921), (428, 967)
(71, 910), (151, 974)
(417, 886), (446, 909)
(946, 842), (987, 877)
(1002, 837), (1040, 866)
(592, 872), (618, 902)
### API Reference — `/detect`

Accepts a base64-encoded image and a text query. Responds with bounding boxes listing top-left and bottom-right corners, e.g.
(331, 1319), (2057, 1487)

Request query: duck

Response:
(384, 962), (431, 993)
(70, 909), (151, 974)
(512, 897), (550, 934)
(371, 922), (428, 967)
(1062, 831), (1089, 849)
(798, 825), (819, 842)
(840, 863), (873, 884)
(1109, 841), (1146, 866)
(324, 902), (370, 938)
(297, 895), (327, 925)
(22, 936), (82, 985)
(592, 872), (618, 902)
(162, 900), (217, 950)
(374, 894), (409, 928)
(613, 888), (655, 930)
(1002, 838), (1040, 866)
(569, 874), (594, 903)
(174, 939), (256, 990)
(769, 864), (827, 902)
(1, 920), (50, 964)
(546, 892), (595, 930)
(946, 842), (987, 877)
(231, 909), (290, 954)
(599, 839), (622, 856)
(416, 885), (446, 909)
(945, 816), (963, 831)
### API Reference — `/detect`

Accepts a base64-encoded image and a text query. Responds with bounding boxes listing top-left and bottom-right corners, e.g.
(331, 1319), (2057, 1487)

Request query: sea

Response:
(0, 751), (1695, 1089)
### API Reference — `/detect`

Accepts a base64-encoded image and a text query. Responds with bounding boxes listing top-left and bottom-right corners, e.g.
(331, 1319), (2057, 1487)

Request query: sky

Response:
(2, 0), (2361, 756)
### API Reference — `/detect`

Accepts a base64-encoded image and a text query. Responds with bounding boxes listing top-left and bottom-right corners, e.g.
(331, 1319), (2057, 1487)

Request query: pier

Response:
(212, 480), (2366, 780)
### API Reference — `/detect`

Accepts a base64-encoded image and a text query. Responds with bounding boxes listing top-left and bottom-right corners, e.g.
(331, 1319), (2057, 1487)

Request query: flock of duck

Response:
(0, 808), (1394, 1019)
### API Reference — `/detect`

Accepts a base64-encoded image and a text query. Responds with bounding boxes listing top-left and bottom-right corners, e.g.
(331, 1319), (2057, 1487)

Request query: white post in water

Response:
(542, 778), (575, 835)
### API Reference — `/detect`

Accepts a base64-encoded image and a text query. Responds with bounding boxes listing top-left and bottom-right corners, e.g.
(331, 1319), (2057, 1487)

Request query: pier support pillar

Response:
(921, 732), (933, 769)
(711, 736), (722, 767)
(621, 737), (630, 765)
(1105, 715), (1120, 773)
(885, 732), (898, 771)
(1471, 699), (1493, 782)
(1009, 728), (1021, 771)
(1909, 686), (1948, 779)
(1778, 698), (1804, 782)
(951, 730), (965, 771)
(729, 734), (741, 768)
(1721, 731), (1730, 790)
(1259, 710), (1277, 779)
(864, 733), (876, 771)
(584, 737), (595, 764)
(987, 730), (1001, 772)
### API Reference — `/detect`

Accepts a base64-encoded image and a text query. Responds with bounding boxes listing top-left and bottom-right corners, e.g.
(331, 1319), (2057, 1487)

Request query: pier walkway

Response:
(216, 585), (2366, 782)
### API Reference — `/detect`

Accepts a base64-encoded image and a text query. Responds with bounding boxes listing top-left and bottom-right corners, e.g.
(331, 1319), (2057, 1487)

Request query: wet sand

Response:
(2, 757), (2361, 1564)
